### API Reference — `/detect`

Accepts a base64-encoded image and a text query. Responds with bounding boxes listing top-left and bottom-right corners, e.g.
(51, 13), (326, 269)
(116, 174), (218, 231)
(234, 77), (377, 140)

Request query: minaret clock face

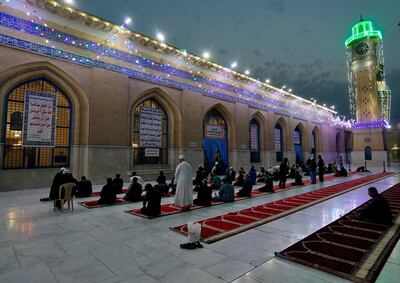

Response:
(355, 43), (369, 55)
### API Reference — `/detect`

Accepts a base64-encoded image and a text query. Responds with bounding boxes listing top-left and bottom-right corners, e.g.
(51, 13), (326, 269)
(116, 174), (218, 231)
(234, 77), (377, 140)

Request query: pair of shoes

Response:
(40, 197), (52, 202)
(180, 242), (203, 249)
(180, 242), (196, 250)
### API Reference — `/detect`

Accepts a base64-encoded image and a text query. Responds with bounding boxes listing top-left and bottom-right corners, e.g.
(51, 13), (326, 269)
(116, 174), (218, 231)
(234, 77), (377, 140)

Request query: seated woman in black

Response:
(98, 178), (117, 205)
(124, 177), (142, 202)
(193, 179), (212, 206)
(233, 171), (244, 186)
(141, 184), (161, 217)
(238, 174), (253, 197)
(75, 176), (93, 198)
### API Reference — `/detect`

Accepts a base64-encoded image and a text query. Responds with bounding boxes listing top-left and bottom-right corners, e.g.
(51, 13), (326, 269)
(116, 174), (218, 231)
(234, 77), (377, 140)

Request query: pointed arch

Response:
(250, 111), (267, 151)
(203, 103), (235, 149)
(131, 87), (182, 149)
(0, 61), (89, 145)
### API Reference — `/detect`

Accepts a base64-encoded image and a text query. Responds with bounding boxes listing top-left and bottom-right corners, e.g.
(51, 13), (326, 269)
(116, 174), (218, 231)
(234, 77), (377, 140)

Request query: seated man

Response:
(238, 174), (253, 197)
(155, 171), (169, 195)
(124, 177), (142, 202)
(75, 176), (92, 198)
(98, 178), (117, 205)
(208, 174), (222, 190)
(113, 173), (124, 194)
(259, 172), (274, 192)
(291, 165), (304, 186)
(357, 187), (392, 225)
(340, 165), (348, 177)
(257, 167), (266, 183)
(193, 179), (212, 206)
(233, 171), (244, 186)
(141, 184), (161, 217)
(213, 178), (234, 202)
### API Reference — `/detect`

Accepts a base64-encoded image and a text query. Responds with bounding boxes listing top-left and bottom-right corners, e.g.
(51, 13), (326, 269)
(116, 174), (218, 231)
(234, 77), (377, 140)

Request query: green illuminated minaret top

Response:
(345, 16), (382, 47)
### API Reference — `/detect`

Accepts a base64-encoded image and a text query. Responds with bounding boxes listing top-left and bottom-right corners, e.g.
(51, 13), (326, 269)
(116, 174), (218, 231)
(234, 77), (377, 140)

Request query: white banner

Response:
(250, 124), (258, 151)
(22, 90), (57, 147)
(145, 148), (160, 157)
(205, 124), (225, 139)
(275, 128), (281, 152)
(140, 107), (163, 148)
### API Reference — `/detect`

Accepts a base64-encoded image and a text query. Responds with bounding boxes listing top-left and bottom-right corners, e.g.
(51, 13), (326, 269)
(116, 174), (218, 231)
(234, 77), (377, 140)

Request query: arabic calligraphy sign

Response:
(23, 90), (57, 147)
(140, 107), (162, 148)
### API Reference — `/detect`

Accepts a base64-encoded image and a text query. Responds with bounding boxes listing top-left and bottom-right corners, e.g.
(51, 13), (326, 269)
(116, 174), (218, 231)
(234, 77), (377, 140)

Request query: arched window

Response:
(203, 109), (228, 173)
(3, 79), (72, 169)
(365, 146), (372, 161)
(249, 119), (260, 163)
(275, 124), (283, 162)
(132, 99), (168, 164)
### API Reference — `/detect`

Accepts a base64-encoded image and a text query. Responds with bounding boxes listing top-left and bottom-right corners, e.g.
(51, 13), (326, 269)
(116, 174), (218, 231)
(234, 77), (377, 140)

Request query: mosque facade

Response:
(0, 0), (396, 190)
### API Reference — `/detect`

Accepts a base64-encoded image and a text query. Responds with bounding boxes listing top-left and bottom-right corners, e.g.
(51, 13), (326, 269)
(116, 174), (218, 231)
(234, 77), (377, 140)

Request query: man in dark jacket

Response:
(193, 179), (212, 206)
(358, 187), (392, 225)
(279, 158), (289, 188)
(75, 176), (92, 198)
(238, 174), (253, 197)
(113, 173), (124, 194)
(141, 184), (161, 217)
(124, 177), (142, 202)
(98, 178), (117, 205)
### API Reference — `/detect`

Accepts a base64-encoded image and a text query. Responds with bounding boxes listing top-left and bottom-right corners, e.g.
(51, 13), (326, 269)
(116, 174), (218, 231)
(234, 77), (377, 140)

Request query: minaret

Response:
(345, 16), (391, 125)
(345, 16), (391, 165)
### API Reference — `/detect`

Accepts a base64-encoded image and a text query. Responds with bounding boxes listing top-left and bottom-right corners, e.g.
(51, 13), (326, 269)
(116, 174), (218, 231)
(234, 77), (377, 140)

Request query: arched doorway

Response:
(203, 109), (228, 174)
(294, 126), (303, 164)
(249, 119), (260, 163)
(2, 78), (72, 169)
(132, 99), (168, 164)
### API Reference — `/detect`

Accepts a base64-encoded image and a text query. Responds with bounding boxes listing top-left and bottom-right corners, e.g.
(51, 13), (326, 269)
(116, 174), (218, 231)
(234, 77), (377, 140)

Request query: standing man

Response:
(318, 155), (325, 182)
(174, 155), (193, 210)
(308, 157), (317, 184)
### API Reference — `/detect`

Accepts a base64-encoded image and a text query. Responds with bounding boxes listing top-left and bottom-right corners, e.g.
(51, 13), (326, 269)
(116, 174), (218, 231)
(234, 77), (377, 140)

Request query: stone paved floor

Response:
(0, 167), (399, 282)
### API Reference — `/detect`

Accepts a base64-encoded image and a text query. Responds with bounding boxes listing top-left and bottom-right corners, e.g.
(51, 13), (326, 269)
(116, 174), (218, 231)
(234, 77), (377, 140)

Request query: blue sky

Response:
(76, 0), (400, 122)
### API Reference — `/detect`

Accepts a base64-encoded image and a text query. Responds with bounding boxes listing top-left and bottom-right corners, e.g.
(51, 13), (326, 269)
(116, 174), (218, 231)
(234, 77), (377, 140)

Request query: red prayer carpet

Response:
(170, 172), (395, 243)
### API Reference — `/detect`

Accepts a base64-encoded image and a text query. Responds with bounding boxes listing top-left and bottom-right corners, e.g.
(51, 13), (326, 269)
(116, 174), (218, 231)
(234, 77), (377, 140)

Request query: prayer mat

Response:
(78, 197), (133, 208)
(170, 172), (395, 243)
(275, 183), (400, 283)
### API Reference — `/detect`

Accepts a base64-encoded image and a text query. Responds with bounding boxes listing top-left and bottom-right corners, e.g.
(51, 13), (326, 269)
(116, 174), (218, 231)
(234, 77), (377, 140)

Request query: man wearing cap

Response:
(174, 155), (193, 209)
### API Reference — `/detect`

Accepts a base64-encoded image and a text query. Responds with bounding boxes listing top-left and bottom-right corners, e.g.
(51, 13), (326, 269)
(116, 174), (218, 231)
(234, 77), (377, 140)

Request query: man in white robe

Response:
(174, 155), (193, 208)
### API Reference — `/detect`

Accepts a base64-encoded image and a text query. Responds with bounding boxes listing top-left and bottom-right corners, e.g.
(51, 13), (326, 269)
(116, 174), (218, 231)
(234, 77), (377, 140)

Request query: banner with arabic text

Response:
(23, 90), (57, 147)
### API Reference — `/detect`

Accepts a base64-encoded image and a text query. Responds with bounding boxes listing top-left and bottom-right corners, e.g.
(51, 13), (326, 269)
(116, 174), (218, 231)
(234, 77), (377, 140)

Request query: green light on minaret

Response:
(345, 20), (382, 47)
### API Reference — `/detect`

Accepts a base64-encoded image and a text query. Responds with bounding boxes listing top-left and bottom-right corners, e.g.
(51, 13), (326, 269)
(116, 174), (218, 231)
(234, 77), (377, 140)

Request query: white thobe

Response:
(174, 161), (193, 207)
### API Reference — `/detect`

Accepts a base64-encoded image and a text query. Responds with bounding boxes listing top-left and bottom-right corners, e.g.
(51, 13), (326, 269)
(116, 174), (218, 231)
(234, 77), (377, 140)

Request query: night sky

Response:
(76, 0), (399, 122)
